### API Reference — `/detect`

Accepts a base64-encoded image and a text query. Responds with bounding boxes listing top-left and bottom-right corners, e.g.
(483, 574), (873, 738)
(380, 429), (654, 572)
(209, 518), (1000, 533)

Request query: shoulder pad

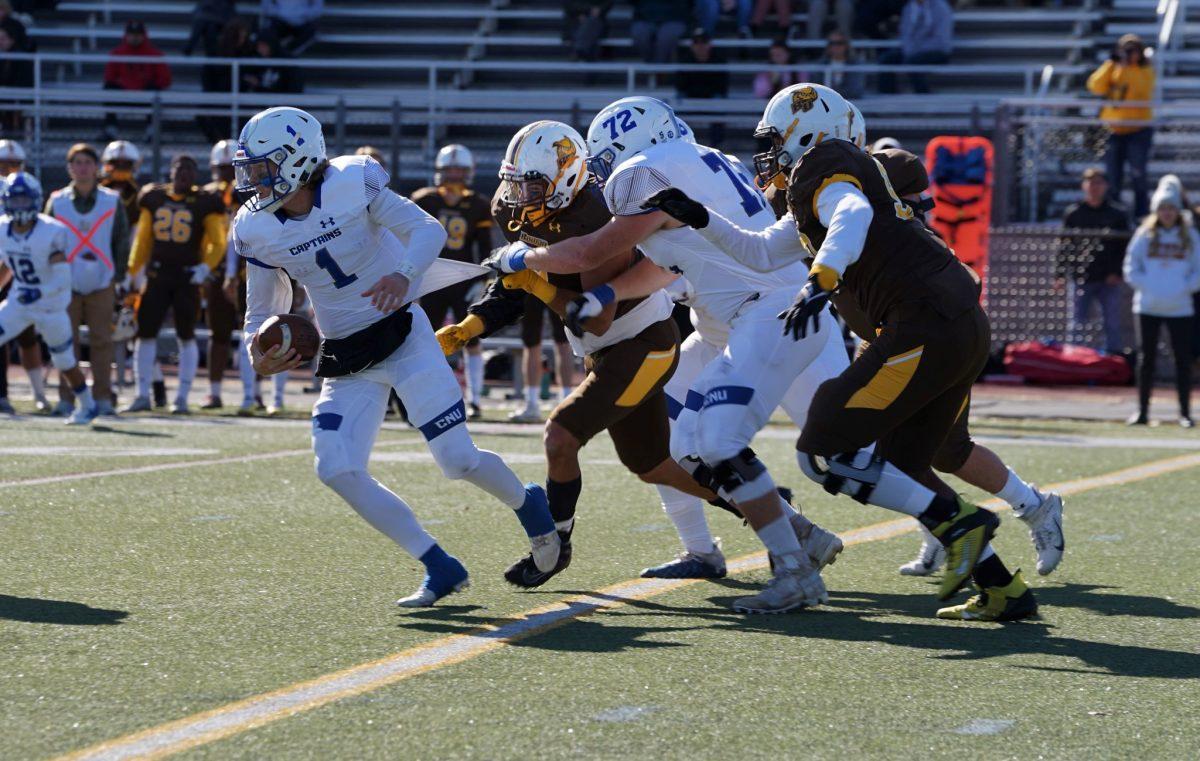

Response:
(603, 161), (670, 217)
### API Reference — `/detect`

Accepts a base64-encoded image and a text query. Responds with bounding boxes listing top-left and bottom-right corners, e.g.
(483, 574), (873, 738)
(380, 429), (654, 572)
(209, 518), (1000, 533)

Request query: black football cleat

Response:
(504, 529), (573, 588)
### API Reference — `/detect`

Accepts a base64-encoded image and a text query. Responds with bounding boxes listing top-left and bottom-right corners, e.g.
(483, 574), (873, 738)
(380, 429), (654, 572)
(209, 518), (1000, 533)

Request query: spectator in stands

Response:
(564, 1), (612, 62)
(815, 31), (863, 100)
(241, 31), (302, 94)
(45, 143), (130, 415)
(695, 0), (752, 38)
(750, 0), (790, 37)
(1124, 179), (1200, 427)
(102, 21), (172, 141)
(677, 30), (729, 145)
(0, 26), (31, 133)
(198, 18), (253, 143)
(0, 0), (31, 53)
(260, 0), (323, 57)
(1088, 34), (1155, 219)
(877, 0), (953, 95)
(1056, 168), (1131, 355)
(184, 0), (238, 57)
(854, 0), (904, 40)
(631, 0), (689, 64)
(753, 38), (805, 100)
(751, 1), (851, 39)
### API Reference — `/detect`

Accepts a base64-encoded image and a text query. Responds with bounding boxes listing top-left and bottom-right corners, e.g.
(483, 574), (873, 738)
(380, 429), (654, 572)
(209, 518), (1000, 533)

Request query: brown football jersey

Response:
(138, 183), (226, 268)
(412, 186), (494, 264)
(490, 180), (646, 320)
(202, 179), (241, 216)
(101, 177), (141, 227)
(786, 140), (979, 324)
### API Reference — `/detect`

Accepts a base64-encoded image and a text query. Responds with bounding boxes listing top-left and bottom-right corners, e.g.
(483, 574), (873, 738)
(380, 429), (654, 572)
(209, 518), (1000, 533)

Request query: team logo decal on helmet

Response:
(791, 86), (819, 114)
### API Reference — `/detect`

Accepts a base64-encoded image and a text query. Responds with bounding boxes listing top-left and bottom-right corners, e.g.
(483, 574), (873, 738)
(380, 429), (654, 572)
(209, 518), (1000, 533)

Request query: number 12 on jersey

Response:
(314, 246), (358, 289)
(701, 151), (765, 217)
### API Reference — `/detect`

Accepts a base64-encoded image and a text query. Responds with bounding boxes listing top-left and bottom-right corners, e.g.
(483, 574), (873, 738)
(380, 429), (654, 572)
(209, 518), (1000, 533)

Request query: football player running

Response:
(644, 84), (1037, 621)
(233, 107), (559, 607)
(439, 120), (742, 587)
(0, 173), (98, 425)
(485, 98), (845, 614)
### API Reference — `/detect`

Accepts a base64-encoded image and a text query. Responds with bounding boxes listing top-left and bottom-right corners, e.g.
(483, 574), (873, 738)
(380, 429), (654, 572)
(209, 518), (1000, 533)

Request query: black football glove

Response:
(778, 275), (831, 340)
(641, 188), (710, 229)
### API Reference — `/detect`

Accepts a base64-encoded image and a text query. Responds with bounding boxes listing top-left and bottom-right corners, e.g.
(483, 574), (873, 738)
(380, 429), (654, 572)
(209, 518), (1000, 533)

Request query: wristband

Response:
(590, 283), (616, 306)
(460, 313), (485, 339)
(510, 250), (528, 271)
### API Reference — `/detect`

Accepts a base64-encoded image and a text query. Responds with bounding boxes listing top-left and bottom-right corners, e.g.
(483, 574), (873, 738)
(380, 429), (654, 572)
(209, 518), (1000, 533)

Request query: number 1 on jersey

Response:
(701, 151), (765, 217)
(314, 246), (358, 289)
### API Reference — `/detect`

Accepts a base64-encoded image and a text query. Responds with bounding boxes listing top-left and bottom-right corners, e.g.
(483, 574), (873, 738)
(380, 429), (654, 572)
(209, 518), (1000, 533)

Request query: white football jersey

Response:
(602, 140), (809, 326)
(235, 155), (435, 339)
(0, 213), (72, 312)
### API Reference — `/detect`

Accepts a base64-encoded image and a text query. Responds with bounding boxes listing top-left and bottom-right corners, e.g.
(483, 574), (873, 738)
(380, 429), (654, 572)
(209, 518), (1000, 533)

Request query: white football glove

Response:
(482, 241), (533, 274)
(188, 263), (210, 285)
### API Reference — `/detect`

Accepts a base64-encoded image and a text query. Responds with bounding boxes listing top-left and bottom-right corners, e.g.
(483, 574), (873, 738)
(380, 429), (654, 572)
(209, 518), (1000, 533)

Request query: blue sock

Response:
(73, 383), (87, 395)
(418, 544), (466, 596)
(513, 483), (555, 537)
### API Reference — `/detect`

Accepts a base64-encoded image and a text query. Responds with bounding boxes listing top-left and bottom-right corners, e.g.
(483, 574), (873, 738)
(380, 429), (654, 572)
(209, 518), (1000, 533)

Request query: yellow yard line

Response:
(55, 450), (1200, 761)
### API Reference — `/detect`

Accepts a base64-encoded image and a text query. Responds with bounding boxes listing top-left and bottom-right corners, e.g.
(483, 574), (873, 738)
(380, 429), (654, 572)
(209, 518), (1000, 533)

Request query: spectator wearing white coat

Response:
(1124, 179), (1200, 427)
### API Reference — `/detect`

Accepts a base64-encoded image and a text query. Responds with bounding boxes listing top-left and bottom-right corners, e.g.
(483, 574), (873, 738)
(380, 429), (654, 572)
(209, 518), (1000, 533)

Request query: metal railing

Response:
(0, 51), (1088, 176)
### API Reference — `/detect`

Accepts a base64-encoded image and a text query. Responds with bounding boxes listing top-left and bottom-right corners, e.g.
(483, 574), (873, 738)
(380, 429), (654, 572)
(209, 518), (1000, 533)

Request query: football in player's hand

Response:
(255, 314), (320, 361)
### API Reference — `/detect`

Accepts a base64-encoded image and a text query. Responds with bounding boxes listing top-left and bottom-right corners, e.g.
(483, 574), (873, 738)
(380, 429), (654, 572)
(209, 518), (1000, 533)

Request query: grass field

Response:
(2, 411), (1199, 760)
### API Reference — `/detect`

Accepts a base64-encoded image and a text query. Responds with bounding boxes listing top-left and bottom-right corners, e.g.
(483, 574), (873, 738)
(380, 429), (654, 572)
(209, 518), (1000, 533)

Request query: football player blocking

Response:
(642, 84), (1060, 620)
(0, 173), (98, 425)
(233, 107), (560, 606)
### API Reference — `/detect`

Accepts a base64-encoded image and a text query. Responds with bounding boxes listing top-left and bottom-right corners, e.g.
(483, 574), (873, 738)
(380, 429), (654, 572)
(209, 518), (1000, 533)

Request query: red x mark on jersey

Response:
(59, 208), (116, 269)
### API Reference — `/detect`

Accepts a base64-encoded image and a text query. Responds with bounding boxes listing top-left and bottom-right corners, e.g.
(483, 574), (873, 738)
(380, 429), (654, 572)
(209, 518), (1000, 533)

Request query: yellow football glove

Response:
(502, 269), (558, 306)
(435, 314), (484, 355)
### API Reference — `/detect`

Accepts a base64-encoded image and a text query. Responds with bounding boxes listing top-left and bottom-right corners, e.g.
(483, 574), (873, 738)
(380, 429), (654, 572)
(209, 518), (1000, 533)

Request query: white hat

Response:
(1151, 181), (1183, 212)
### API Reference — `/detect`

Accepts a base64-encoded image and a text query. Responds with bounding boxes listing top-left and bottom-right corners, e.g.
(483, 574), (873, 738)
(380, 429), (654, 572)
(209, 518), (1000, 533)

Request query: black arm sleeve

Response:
(466, 279), (527, 338)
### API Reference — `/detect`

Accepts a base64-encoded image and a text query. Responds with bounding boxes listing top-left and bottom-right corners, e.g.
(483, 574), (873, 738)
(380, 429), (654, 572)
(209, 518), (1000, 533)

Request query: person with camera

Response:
(1088, 33), (1156, 218)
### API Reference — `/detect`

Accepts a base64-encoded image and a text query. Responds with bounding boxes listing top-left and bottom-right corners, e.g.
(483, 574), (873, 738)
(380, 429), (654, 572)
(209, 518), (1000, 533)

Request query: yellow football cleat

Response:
(937, 570), (1038, 621)
(930, 496), (1000, 600)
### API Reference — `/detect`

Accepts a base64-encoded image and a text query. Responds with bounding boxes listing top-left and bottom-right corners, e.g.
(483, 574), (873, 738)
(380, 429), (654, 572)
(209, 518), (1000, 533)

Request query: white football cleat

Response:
(899, 534), (945, 576)
(790, 514), (844, 569)
(171, 398), (190, 415)
(529, 529), (562, 573)
(122, 395), (152, 413)
(65, 404), (98, 426)
(732, 550), (826, 614)
(397, 577), (470, 608)
(507, 407), (542, 424)
(1019, 489), (1064, 576)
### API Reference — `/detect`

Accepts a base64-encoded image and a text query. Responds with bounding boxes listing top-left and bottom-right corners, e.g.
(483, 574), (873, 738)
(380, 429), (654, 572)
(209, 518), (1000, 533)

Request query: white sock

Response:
(524, 385), (538, 411)
(325, 471), (436, 558)
(177, 340), (199, 402)
(461, 449), (525, 508)
(27, 366), (46, 399)
(152, 361), (164, 383)
(657, 487), (715, 555)
(754, 513), (804, 557)
(238, 357), (257, 403)
(273, 371), (287, 406)
(919, 523), (939, 547)
(210, 381), (221, 399)
(135, 339), (156, 398)
(73, 382), (94, 411)
(996, 468), (1040, 516)
(559, 385), (573, 401)
(465, 352), (484, 405)
(778, 492), (800, 520)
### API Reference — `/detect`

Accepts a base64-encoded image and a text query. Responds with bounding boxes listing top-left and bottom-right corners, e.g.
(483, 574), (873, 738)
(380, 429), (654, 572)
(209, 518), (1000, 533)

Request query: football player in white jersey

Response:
(232, 107), (560, 607)
(0, 173), (98, 425)
(485, 97), (847, 613)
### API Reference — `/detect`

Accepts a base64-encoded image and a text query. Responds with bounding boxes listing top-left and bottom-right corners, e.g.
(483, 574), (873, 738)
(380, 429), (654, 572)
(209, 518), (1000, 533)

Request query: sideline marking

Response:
(57, 450), (1200, 761)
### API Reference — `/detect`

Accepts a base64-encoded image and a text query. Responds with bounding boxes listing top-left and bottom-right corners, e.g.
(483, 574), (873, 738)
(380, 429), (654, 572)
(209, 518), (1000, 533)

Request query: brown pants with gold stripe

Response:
(797, 301), (990, 477)
(551, 318), (680, 475)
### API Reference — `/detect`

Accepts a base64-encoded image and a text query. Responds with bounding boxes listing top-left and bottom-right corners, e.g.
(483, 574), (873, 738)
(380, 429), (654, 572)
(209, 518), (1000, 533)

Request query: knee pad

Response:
(47, 337), (77, 371)
(797, 449), (884, 504)
(428, 426), (481, 480)
(313, 418), (352, 485)
(694, 406), (753, 467)
(709, 448), (775, 503)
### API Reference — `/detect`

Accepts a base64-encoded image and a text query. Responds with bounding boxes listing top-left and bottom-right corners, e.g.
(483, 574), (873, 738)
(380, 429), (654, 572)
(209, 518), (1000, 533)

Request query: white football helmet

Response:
(586, 96), (683, 183)
(434, 143), (474, 187)
(847, 101), (867, 150)
(498, 120), (589, 220)
(0, 139), (26, 172)
(101, 140), (141, 165)
(676, 116), (697, 144)
(871, 136), (903, 153)
(2, 172), (43, 225)
(210, 139), (237, 167)
(753, 83), (853, 187)
(234, 106), (327, 214)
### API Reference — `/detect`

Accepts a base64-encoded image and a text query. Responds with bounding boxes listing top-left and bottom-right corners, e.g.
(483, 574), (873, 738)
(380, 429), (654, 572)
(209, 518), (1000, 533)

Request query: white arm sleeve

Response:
(224, 233), (237, 278)
(367, 188), (448, 283)
(698, 210), (811, 272)
(239, 233), (293, 363)
(811, 182), (873, 276)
